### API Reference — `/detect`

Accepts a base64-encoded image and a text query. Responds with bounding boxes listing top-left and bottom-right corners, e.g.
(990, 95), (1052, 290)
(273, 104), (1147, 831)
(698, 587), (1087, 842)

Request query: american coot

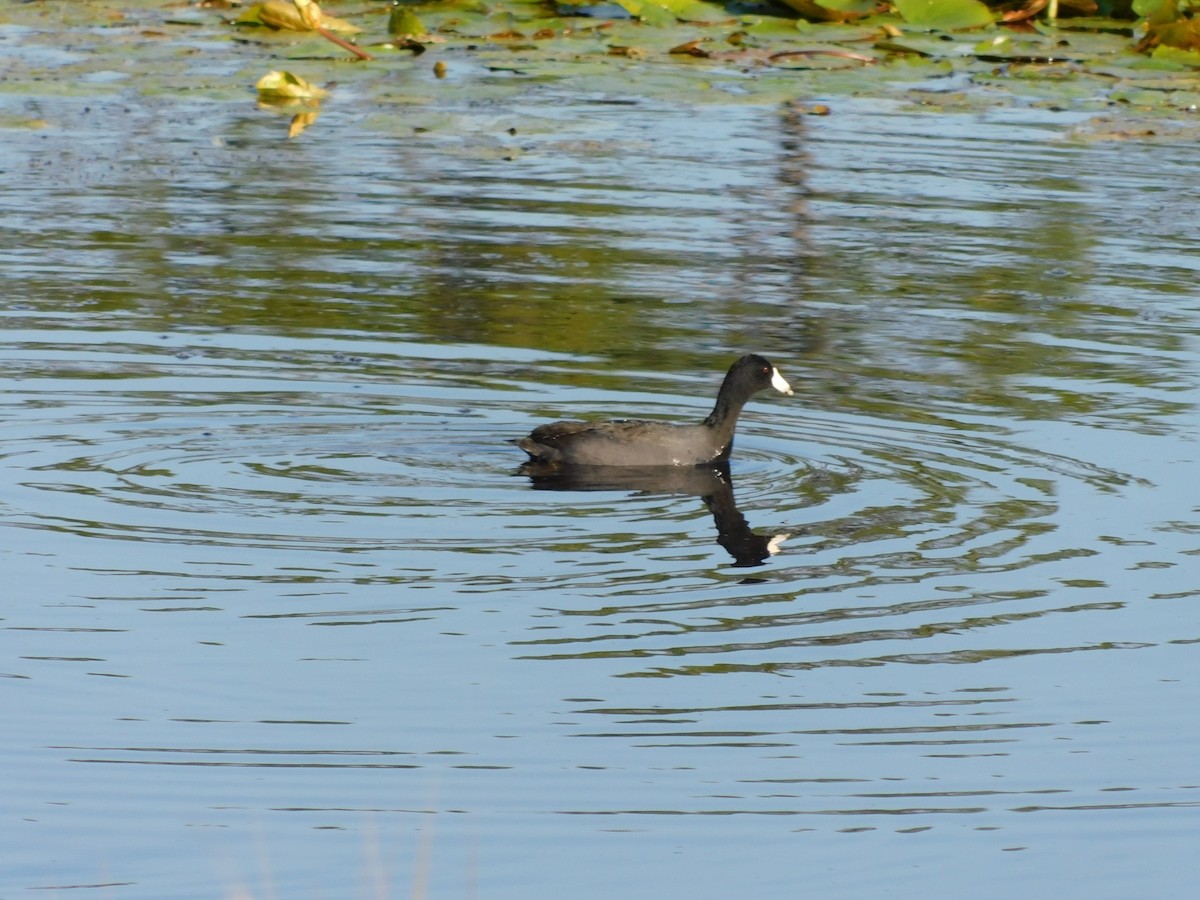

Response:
(514, 354), (792, 467)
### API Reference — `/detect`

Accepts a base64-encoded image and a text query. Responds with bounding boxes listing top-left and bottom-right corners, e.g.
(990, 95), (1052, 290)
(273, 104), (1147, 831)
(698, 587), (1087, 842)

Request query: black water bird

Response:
(513, 354), (792, 468)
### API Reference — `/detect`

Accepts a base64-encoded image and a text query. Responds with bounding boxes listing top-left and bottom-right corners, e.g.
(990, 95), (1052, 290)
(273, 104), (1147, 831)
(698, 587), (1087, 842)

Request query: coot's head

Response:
(730, 354), (793, 397)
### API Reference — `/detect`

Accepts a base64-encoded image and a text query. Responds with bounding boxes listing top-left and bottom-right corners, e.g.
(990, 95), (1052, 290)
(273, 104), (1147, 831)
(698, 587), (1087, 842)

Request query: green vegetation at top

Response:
(3, 0), (1200, 127)
(367, 0), (1200, 57)
(218, 0), (1200, 64)
(235, 0), (1200, 100)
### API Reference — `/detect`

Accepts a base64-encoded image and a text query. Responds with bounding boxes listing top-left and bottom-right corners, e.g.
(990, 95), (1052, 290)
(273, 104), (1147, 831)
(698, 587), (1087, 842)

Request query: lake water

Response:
(2, 12), (1200, 900)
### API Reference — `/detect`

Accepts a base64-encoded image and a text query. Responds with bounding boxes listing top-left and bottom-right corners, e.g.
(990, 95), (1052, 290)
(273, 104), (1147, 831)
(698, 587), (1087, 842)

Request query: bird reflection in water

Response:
(518, 462), (787, 568)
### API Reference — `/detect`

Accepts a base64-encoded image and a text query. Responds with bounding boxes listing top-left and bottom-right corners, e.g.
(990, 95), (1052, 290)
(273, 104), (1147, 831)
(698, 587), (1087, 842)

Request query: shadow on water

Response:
(518, 461), (789, 569)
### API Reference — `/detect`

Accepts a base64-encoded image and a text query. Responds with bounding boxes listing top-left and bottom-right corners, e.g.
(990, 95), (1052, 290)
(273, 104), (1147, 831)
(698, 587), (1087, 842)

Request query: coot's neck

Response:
(702, 390), (749, 441)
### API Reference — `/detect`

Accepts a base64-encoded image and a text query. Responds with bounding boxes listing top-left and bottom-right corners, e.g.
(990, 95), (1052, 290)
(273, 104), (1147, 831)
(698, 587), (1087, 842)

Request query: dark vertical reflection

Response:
(521, 462), (787, 568)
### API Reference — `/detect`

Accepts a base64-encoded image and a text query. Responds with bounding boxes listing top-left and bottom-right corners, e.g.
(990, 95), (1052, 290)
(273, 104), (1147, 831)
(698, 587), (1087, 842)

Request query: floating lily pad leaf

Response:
(1169, 89), (1200, 106)
(1109, 87), (1176, 104)
(389, 7), (426, 37)
(892, 0), (994, 30)
(974, 34), (1015, 54)
(609, 0), (667, 23)
(647, 2), (701, 23)
(811, 0), (881, 14)
(255, 69), (330, 100)
(876, 33), (977, 56)
(1151, 43), (1200, 65)
(613, 0), (729, 23)
(737, 15), (816, 35)
(801, 24), (887, 42)
(1045, 29), (1137, 58)
(776, 0), (869, 20)
(970, 32), (1082, 60)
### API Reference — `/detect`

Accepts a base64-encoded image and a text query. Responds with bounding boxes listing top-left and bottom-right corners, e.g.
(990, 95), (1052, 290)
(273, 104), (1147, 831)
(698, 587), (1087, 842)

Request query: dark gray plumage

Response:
(514, 354), (792, 467)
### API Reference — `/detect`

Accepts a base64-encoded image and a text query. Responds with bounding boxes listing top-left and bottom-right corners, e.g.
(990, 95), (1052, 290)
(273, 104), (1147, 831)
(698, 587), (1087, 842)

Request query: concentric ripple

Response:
(5, 344), (1143, 584)
(494, 389), (1163, 686)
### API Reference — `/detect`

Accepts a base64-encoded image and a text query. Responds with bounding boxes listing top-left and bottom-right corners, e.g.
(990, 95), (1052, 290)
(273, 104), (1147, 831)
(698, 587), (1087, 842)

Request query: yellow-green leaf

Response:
(236, 1), (361, 34)
(892, 0), (993, 29)
(389, 7), (425, 37)
(776, 0), (865, 20)
(813, 0), (879, 13)
(237, 1), (305, 29)
(313, 13), (359, 33)
(613, 0), (728, 23)
(612, 0), (673, 25)
(1151, 43), (1200, 64)
(255, 70), (330, 100)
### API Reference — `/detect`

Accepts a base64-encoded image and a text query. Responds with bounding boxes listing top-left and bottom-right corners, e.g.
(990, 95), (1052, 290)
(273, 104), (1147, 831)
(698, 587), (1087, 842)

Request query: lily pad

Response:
(776, 0), (874, 20)
(1151, 44), (1200, 65)
(389, 7), (428, 37)
(893, 0), (994, 30)
(815, 0), (881, 11)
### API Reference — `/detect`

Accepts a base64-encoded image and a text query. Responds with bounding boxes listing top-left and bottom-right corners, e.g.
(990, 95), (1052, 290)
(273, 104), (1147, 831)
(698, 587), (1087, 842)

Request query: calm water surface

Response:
(2, 35), (1199, 900)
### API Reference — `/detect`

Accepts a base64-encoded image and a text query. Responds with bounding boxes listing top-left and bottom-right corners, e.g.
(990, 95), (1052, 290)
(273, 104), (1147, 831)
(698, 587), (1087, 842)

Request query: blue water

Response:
(2, 20), (1199, 900)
